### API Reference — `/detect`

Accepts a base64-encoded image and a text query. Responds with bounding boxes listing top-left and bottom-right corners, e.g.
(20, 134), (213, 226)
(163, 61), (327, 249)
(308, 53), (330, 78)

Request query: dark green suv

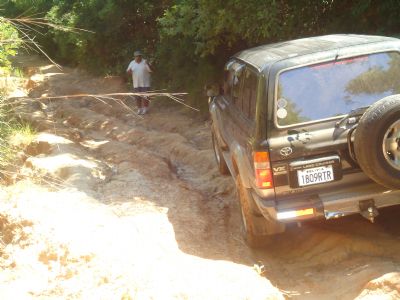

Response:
(209, 34), (400, 247)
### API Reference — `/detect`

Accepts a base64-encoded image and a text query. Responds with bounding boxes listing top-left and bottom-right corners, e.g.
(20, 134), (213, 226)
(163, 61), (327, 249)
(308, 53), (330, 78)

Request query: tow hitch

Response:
(359, 199), (379, 223)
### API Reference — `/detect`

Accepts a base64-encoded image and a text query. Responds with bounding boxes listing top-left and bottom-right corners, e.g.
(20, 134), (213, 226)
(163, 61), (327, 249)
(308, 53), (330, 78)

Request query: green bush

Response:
(3, 1), (400, 114)
(0, 92), (15, 168)
(0, 17), (21, 73)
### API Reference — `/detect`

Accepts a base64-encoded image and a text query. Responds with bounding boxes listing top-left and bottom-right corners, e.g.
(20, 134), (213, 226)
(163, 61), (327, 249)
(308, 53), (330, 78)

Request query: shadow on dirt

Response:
(250, 205), (400, 299)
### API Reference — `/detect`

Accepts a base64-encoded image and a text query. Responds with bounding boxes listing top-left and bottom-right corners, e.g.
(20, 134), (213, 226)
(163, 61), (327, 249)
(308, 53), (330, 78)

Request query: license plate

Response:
(297, 165), (334, 187)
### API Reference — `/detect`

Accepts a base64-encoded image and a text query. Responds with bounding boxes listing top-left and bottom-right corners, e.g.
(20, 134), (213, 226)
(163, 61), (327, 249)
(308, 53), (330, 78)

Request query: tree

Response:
(3, 0), (400, 111)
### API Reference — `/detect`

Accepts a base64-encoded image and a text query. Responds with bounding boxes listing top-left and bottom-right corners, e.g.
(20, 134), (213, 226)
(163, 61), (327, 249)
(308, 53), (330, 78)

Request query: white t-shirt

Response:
(126, 59), (152, 88)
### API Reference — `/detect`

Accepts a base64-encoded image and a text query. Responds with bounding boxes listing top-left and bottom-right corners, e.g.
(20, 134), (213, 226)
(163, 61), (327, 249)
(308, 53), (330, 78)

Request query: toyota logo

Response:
(280, 147), (293, 157)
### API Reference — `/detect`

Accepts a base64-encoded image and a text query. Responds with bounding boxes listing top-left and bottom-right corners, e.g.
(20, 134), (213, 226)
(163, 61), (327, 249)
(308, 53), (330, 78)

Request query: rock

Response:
(64, 115), (82, 127)
(25, 133), (74, 156)
(25, 140), (52, 156)
(36, 120), (56, 131)
(357, 272), (400, 299)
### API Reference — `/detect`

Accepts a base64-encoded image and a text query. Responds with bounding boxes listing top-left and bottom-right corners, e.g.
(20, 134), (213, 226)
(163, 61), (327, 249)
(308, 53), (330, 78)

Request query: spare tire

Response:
(354, 95), (400, 189)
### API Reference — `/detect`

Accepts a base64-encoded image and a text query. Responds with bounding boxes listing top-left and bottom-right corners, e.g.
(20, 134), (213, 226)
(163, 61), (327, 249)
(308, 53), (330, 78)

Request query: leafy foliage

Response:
(2, 0), (400, 111)
(0, 18), (20, 73)
(3, 0), (170, 74)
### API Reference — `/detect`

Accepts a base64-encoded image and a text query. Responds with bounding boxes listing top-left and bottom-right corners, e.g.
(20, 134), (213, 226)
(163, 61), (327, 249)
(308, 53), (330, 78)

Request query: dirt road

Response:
(1, 56), (399, 299)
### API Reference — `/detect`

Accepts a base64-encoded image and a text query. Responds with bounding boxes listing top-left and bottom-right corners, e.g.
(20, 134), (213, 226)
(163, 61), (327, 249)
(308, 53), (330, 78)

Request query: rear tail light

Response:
(253, 151), (273, 189)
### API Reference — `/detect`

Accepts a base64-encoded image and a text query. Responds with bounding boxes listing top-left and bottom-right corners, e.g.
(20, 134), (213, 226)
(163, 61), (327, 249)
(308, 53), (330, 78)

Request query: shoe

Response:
(142, 107), (149, 114)
(137, 108), (144, 115)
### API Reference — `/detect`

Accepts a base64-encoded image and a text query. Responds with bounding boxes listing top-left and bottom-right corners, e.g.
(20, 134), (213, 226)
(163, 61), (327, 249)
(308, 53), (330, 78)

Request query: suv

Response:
(209, 34), (400, 247)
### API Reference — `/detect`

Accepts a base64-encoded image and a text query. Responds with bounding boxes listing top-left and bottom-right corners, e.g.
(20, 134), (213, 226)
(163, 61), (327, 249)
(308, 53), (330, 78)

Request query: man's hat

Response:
(134, 50), (143, 57)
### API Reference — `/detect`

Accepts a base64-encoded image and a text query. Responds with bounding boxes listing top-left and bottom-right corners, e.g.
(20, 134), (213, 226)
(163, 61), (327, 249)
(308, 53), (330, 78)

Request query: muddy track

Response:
(1, 56), (400, 299)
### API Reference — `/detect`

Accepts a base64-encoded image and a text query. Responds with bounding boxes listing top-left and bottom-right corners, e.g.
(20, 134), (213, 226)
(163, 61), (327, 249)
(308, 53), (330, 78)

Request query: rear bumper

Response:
(253, 180), (400, 223)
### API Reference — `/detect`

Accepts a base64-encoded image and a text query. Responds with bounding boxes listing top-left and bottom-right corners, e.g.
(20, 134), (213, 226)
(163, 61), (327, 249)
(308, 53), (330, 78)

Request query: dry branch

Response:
(29, 92), (198, 112)
(1, 16), (93, 70)
(33, 92), (188, 99)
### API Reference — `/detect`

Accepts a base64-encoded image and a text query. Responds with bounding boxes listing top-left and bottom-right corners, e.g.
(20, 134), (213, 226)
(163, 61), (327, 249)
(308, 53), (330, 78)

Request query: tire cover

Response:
(354, 95), (400, 189)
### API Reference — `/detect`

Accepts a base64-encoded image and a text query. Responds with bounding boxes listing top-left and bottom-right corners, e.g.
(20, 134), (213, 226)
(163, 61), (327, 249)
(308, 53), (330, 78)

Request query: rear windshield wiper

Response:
(335, 106), (369, 128)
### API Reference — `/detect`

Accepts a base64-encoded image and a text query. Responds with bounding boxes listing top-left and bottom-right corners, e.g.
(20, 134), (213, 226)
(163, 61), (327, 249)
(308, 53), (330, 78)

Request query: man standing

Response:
(126, 50), (152, 115)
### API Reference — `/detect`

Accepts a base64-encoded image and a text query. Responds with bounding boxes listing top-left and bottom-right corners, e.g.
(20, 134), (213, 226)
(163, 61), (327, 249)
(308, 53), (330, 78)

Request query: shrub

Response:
(0, 91), (35, 171)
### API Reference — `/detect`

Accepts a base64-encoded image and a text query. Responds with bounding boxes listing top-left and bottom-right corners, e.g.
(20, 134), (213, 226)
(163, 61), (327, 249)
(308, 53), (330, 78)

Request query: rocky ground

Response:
(0, 55), (399, 299)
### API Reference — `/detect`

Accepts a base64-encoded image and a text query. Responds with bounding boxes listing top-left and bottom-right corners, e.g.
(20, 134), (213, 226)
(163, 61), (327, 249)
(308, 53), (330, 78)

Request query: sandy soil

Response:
(1, 55), (399, 299)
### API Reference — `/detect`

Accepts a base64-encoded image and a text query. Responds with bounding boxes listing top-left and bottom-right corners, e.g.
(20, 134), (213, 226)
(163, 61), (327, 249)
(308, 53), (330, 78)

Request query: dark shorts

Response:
(134, 87), (150, 108)
(134, 87), (150, 93)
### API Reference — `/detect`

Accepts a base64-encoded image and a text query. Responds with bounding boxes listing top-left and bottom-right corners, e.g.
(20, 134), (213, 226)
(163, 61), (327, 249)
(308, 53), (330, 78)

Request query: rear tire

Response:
(354, 96), (400, 189)
(212, 130), (229, 175)
(236, 176), (284, 248)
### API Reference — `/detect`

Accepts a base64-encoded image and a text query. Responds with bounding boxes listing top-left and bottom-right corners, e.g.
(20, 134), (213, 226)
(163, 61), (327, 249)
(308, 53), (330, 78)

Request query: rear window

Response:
(276, 52), (400, 126)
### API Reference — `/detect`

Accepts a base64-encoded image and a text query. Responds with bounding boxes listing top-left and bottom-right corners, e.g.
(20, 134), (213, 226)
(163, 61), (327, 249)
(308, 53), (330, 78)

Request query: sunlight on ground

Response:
(1, 180), (282, 299)
(35, 133), (74, 145)
(80, 139), (109, 150)
(28, 72), (65, 88)
(0, 77), (24, 92)
(7, 89), (26, 98)
(27, 153), (98, 174)
(40, 65), (59, 71)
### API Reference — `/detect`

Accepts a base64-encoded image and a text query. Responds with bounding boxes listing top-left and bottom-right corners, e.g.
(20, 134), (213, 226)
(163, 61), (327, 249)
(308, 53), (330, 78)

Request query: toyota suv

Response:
(209, 34), (400, 247)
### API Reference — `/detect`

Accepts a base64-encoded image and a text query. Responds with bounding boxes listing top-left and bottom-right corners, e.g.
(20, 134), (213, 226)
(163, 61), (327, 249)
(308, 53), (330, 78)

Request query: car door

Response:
(233, 67), (258, 158)
(215, 60), (246, 148)
(227, 66), (259, 181)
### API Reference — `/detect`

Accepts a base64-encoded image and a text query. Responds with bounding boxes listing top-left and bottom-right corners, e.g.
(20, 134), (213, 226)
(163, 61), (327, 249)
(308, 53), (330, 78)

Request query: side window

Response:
(223, 62), (234, 98)
(223, 61), (244, 106)
(232, 66), (244, 110)
(241, 68), (258, 121)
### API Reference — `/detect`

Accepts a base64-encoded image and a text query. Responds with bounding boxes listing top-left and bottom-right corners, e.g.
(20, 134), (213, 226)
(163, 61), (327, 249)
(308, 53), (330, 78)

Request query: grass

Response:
(0, 90), (35, 171)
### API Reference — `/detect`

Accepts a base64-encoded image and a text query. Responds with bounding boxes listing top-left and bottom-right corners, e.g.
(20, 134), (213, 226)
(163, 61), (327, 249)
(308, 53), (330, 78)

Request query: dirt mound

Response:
(357, 272), (400, 299)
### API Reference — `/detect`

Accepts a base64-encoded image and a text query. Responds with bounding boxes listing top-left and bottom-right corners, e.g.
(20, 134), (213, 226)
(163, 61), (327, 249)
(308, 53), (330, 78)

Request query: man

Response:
(126, 50), (152, 115)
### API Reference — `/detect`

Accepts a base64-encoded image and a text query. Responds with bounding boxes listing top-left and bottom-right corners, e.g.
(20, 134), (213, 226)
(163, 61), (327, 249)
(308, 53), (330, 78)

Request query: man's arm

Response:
(126, 61), (133, 74)
(145, 60), (153, 72)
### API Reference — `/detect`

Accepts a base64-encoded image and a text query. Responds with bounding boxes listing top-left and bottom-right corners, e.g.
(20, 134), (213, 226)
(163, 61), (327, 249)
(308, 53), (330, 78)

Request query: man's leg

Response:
(136, 97), (143, 109)
(134, 88), (143, 114)
(142, 87), (150, 113)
